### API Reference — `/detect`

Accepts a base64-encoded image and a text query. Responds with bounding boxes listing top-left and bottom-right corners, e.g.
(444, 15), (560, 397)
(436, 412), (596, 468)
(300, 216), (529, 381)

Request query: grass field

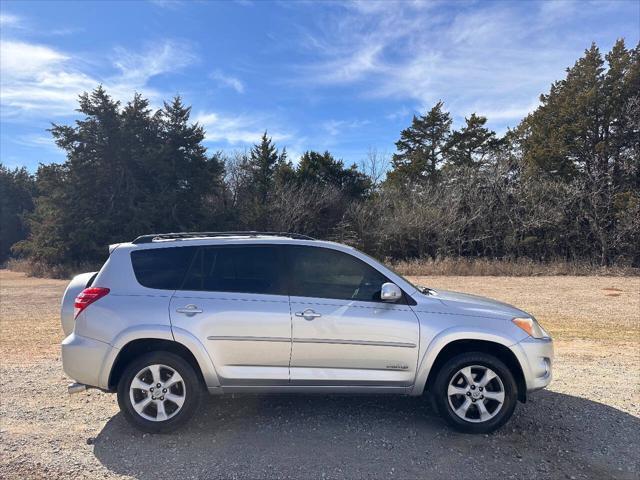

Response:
(1, 269), (639, 479)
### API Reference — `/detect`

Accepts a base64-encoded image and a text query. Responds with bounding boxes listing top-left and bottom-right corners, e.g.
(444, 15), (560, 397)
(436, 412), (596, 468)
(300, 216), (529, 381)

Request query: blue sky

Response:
(1, 0), (638, 171)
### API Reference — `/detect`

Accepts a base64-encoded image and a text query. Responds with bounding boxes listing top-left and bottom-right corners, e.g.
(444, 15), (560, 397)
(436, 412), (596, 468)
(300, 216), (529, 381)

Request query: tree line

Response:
(1, 40), (638, 273)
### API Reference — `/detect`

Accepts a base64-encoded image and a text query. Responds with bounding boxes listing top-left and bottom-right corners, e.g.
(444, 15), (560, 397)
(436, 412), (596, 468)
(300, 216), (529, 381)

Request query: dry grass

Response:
(4, 258), (100, 279)
(394, 257), (640, 277)
(0, 269), (69, 361)
(407, 275), (640, 343)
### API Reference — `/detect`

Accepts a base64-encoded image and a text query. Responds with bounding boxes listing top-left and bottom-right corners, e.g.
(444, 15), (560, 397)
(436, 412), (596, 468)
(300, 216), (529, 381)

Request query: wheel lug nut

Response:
(157, 383), (161, 388)
(162, 388), (167, 393)
(470, 385), (475, 390)
(466, 392), (471, 396)
(479, 387), (483, 391)
(160, 396), (164, 400)
(150, 387), (154, 392)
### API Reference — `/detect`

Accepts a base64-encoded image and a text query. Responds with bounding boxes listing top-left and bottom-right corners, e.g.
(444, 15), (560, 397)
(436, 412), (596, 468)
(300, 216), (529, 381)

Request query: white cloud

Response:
(148, 0), (184, 9)
(385, 106), (411, 121)
(1, 40), (69, 77)
(112, 41), (196, 85)
(210, 70), (245, 93)
(0, 40), (95, 116)
(193, 111), (291, 146)
(293, 1), (628, 127)
(322, 119), (370, 137)
(0, 39), (197, 118)
(468, 101), (541, 122)
(538, 0), (577, 22)
(14, 134), (58, 149)
(0, 13), (21, 27)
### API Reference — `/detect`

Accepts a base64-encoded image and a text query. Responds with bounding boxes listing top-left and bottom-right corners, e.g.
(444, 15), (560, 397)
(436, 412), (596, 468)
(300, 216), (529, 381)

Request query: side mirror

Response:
(381, 282), (402, 302)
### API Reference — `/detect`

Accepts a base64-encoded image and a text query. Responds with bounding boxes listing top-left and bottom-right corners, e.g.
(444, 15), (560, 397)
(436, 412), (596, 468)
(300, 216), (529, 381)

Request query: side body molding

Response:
(410, 326), (519, 396)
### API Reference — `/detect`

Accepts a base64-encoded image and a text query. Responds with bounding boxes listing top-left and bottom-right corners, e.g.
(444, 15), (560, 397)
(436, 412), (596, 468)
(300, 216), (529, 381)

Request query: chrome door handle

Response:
(176, 304), (203, 316)
(295, 309), (322, 321)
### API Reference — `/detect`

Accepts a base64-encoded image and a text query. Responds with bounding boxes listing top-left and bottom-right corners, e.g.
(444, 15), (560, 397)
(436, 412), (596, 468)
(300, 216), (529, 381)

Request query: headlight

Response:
(512, 317), (550, 339)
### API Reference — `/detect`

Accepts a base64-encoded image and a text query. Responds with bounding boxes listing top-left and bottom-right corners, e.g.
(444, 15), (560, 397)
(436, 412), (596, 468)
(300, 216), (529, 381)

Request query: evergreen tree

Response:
(519, 42), (611, 179)
(445, 114), (500, 167)
(13, 163), (69, 265)
(0, 165), (35, 262)
(296, 151), (371, 199)
(152, 96), (225, 231)
(231, 132), (287, 229)
(249, 132), (284, 204)
(387, 101), (452, 185)
(16, 88), (225, 267)
(517, 40), (640, 264)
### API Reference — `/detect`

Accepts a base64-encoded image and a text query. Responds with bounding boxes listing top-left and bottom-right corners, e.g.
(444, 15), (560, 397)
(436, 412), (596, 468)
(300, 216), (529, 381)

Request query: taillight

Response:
(74, 287), (110, 318)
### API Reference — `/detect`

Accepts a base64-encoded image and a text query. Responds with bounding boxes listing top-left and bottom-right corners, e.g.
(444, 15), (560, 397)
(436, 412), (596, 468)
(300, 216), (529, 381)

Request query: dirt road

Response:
(1, 270), (638, 479)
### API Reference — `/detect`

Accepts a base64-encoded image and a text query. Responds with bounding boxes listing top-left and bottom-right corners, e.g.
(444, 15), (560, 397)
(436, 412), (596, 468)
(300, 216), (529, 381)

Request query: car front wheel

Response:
(117, 351), (202, 433)
(433, 352), (518, 434)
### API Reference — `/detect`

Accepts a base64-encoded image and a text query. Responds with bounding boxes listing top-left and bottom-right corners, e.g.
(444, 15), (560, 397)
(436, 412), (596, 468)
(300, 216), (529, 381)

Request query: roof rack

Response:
(131, 231), (315, 244)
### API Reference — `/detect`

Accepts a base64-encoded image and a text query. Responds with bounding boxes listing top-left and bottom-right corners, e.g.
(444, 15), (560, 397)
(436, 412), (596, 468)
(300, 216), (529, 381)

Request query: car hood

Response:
(426, 288), (530, 320)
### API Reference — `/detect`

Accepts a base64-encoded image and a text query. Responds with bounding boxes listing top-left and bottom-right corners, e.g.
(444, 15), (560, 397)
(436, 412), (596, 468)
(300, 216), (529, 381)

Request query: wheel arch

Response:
(414, 333), (527, 402)
(102, 324), (221, 392)
(107, 338), (206, 391)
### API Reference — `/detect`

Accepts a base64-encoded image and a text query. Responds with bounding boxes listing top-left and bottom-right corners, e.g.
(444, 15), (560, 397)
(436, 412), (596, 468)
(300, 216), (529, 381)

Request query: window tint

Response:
(182, 246), (284, 295)
(287, 246), (390, 302)
(131, 247), (196, 290)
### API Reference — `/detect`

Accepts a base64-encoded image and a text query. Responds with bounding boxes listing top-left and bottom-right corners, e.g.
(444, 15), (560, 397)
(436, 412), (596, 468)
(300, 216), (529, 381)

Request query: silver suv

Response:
(61, 232), (553, 434)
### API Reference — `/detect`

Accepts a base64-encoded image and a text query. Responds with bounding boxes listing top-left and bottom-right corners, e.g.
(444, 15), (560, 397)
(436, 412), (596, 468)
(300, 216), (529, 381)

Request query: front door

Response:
(170, 244), (291, 386)
(285, 245), (420, 387)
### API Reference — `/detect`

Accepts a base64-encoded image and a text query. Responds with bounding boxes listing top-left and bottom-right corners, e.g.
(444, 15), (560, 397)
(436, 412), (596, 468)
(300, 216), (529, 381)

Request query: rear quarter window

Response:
(130, 247), (197, 290)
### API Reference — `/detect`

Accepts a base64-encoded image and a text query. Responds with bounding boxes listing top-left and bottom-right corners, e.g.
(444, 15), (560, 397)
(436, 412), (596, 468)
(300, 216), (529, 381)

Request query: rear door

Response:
(170, 244), (292, 386)
(285, 245), (420, 387)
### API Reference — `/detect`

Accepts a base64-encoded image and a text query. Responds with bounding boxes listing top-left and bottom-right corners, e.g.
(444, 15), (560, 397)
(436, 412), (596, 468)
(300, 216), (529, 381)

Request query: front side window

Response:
(181, 246), (284, 295)
(131, 247), (197, 290)
(287, 246), (390, 302)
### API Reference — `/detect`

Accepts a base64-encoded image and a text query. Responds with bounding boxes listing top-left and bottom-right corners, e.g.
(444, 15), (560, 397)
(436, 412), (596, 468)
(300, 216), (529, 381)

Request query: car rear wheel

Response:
(433, 352), (518, 434)
(117, 351), (202, 433)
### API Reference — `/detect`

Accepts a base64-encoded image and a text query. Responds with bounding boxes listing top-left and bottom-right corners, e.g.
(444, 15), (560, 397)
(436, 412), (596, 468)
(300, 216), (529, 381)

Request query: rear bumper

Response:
(61, 333), (114, 389)
(511, 337), (554, 393)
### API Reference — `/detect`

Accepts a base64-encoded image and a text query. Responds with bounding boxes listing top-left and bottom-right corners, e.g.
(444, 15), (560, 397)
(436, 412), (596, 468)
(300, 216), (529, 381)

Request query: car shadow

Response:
(93, 390), (639, 480)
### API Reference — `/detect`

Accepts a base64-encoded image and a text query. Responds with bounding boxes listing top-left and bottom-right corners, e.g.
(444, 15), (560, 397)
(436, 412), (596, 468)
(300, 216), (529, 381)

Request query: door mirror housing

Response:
(380, 282), (402, 302)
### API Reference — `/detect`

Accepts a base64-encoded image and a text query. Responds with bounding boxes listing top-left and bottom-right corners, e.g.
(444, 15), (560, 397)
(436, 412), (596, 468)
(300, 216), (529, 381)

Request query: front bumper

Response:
(61, 332), (114, 389)
(511, 337), (554, 393)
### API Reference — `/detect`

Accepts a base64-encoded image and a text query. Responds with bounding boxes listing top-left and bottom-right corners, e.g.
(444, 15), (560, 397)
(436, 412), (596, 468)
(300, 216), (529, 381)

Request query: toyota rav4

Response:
(61, 232), (553, 433)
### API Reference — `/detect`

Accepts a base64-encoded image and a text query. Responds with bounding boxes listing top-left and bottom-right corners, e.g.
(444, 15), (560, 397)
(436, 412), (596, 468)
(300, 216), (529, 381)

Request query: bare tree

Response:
(359, 148), (390, 188)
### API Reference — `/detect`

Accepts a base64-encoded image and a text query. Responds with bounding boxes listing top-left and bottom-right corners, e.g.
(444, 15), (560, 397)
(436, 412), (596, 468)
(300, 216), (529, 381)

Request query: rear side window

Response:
(131, 247), (196, 290)
(181, 246), (284, 295)
(287, 246), (389, 302)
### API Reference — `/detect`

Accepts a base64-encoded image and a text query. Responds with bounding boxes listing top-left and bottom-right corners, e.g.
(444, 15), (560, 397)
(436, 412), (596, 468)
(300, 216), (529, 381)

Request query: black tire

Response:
(433, 352), (518, 434)
(117, 351), (202, 433)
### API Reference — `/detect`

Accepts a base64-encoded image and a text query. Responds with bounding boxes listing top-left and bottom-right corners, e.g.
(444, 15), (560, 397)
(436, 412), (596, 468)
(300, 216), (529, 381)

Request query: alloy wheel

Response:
(129, 364), (186, 422)
(447, 364), (505, 423)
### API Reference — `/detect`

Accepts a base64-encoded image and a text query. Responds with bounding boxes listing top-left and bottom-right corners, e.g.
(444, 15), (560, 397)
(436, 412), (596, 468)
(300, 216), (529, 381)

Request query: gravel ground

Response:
(1, 270), (638, 479)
